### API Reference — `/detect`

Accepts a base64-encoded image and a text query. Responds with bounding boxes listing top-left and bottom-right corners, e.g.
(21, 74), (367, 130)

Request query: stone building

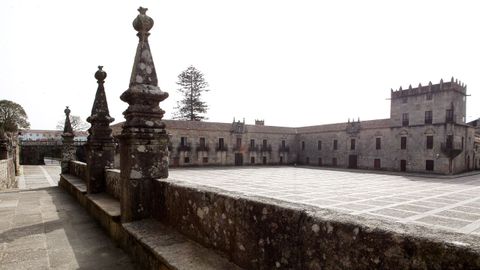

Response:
(112, 78), (478, 175)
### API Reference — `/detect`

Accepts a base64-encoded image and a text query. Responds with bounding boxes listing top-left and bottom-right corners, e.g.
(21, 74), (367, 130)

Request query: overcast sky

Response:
(1, 0), (480, 129)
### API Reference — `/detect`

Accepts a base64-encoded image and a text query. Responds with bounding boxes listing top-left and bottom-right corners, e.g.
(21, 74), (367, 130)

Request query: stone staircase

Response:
(59, 164), (243, 270)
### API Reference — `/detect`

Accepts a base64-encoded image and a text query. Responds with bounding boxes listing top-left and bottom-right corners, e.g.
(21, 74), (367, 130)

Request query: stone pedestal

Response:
(120, 133), (168, 221)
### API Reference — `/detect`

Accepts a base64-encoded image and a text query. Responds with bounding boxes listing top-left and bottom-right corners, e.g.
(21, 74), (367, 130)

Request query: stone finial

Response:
(86, 66), (115, 194)
(408, 84), (412, 90)
(451, 77), (454, 83)
(95, 65), (107, 82)
(119, 7), (170, 222)
(61, 106), (75, 173)
(63, 106), (73, 135)
(87, 66), (114, 126)
(121, 6), (168, 131)
(133, 7), (154, 41)
(399, 86), (402, 91)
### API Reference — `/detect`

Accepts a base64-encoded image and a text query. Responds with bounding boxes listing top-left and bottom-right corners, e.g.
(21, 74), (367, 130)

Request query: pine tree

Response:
(173, 66), (209, 121)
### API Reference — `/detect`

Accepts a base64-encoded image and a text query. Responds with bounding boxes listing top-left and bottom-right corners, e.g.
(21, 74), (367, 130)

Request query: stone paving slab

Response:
(169, 166), (480, 235)
(17, 165), (60, 190)
(0, 187), (134, 269)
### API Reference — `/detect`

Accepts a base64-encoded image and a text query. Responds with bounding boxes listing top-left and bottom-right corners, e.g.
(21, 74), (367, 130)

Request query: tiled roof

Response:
(111, 118), (391, 136)
(111, 120), (297, 135)
(296, 119), (391, 133)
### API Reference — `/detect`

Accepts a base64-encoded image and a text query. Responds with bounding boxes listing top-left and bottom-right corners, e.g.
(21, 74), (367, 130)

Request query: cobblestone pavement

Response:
(170, 166), (480, 235)
(0, 167), (134, 269)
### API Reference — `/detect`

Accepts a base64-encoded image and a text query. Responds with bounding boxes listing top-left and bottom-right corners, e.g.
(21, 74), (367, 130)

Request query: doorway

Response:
(234, 153), (243, 166)
(348, 155), (358, 169)
(400, 160), (406, 172)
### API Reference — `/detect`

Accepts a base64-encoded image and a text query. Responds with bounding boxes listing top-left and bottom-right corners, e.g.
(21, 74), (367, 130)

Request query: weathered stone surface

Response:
(105, 168), (121, 199)
(119, 7), (169, 222)
(155, 178), (480, 269)
(68, 160), (87, 181)
(0, 158), (16, 190)
(123, 219), (244, 270)
(86, 66), (115, 194)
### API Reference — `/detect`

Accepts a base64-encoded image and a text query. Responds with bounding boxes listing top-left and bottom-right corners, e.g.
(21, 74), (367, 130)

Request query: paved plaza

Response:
(0, 165), (134, 269)
(170, 166), (480, 235)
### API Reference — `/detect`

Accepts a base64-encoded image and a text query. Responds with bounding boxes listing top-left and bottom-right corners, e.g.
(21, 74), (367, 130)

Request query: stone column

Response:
(86, 66), (115, 193)
(119, 7), (169, 222)
(61, 107), (76, 174)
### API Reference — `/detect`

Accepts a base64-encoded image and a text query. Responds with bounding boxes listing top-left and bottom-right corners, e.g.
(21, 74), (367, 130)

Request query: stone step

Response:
(123, 219), (245, 270)
(86, 193), (121, 219)
(85, 192), (123, 242)
(59, 173), (87, 206)
(60, 173), (86, 193)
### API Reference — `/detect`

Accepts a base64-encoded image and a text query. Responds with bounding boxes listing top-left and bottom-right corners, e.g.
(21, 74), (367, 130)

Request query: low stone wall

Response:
(69, 160), (87, 181)
(105, 169), (121, 199)
(154, 179), (480, 270)
(0, 158), (16, 190)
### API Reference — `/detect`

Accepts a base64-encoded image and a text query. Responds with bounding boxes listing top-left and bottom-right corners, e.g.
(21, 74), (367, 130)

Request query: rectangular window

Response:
(401, 137), (407, 150)
(318, 158), (322, 166)
(462, 137), (464, 149)
(218, 138), (224, 148)
(446, 109), (454, 122)
(333, 140), (338, 150)
(426, 160), (434, 171)
(425, 111), (432, 124)
(180, 137), (187, 146)
(350, 139), (356, 150)
(279, 156), (283, 164)
(262, 156), (267, 165)
(374, 159), (381, 169)
(199, 137), (206, 147)
(202, 157), (208, 163)
(250, 139), (255, 149)
(426, 93), (433, 100)
(184, 157), (190, 163)
(302, 141), (305, 151)
(306, 157), (310, 165)
(402, 97), (408, 104)
(376, 138), (381, 150)
(262, 139), (267, 148)
(251, 157), (255, 164)
(317, 140), (322, 150)
(332, 158), (337, 166)
(236, 138), (242, 148)
(426, 136), (433, 149)
(282, 140), (286, 148)
(446, 135), (453, 149)
(402, 113), (409, 126)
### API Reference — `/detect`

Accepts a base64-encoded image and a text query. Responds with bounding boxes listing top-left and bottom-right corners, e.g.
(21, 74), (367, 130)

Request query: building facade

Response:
(20, 130), (88, 142)
(112, 78), (479, 174)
